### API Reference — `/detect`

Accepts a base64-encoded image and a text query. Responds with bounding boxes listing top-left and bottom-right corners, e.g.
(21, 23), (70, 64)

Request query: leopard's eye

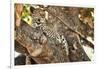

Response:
(38, 19), (40, 22)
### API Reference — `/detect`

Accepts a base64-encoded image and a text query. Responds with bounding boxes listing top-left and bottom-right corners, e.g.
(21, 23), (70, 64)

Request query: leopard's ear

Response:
(30, 6), (35, 14)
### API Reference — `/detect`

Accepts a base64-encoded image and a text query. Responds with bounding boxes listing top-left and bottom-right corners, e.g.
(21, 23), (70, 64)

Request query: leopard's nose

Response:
(37, 22), (41, 25)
